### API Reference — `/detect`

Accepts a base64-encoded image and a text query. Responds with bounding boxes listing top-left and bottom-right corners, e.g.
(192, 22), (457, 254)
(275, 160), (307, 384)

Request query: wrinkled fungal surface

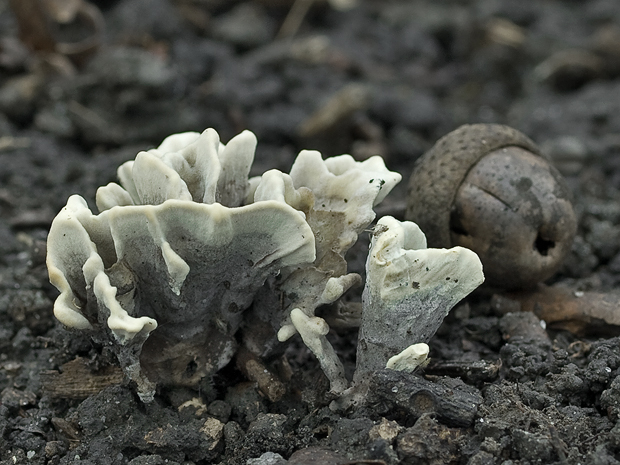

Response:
(356, 216), (484, 379)
(48, 129), (317, 401)
(47, 127), (484, 401)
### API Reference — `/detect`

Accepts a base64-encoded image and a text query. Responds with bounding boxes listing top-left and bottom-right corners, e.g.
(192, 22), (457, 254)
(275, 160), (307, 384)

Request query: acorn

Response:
(406, 123), (577, 290)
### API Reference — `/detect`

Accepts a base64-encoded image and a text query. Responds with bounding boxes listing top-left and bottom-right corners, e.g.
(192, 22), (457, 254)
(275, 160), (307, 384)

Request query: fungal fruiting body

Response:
(47, 128), (483, 401)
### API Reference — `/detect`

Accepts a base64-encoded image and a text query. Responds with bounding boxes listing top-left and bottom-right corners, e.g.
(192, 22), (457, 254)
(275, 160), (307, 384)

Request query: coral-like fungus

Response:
(47, 128), (483, 402)
(356, 216), (484, 380)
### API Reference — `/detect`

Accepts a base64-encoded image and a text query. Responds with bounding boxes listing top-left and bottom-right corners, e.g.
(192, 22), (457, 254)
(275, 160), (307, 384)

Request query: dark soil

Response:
(2, 0), (620, 464)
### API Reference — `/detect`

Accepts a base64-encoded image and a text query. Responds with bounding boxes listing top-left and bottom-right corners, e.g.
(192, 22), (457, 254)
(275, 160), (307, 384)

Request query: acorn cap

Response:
(406, 123), (542, 248)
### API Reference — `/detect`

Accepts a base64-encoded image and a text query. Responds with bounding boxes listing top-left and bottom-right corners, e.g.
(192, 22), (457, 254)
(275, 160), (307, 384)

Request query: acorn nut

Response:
(406, 124), (577, 290)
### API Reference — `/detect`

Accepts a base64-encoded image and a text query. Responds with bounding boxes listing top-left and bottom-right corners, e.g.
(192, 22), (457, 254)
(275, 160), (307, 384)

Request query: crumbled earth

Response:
(2, 0), (620, 464)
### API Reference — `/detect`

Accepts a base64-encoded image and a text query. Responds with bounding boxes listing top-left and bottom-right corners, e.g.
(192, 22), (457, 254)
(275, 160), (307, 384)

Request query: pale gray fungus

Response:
(47, 128), (483, 402)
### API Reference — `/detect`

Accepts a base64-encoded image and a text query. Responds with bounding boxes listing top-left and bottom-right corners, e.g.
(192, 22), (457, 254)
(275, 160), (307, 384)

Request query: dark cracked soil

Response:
(2, 0), (620, 464)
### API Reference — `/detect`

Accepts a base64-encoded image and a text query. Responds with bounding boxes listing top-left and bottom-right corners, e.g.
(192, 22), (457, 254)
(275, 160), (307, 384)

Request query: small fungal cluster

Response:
(47, 127), (485, 402)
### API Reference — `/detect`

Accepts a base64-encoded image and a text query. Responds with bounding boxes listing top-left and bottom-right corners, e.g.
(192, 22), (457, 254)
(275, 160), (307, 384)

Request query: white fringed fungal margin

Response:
(47, 128), (483, 402)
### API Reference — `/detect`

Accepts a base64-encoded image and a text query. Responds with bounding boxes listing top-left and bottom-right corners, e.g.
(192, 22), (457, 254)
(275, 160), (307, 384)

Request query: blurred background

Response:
(0, 0), (619, 243)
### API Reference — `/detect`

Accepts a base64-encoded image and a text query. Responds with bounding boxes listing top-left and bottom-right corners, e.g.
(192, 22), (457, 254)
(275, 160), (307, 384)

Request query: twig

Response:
(277, 0), (315, 40)
(0, 136), (31, 152)
(8, 0), (56, 52)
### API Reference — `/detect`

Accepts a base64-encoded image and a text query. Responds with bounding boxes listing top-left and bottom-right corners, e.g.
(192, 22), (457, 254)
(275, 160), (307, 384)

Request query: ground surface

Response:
(2, 0), (620, 464)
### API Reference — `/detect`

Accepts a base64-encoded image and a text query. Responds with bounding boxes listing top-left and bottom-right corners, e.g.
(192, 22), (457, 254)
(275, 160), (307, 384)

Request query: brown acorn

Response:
(406, 123), (577, 290)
